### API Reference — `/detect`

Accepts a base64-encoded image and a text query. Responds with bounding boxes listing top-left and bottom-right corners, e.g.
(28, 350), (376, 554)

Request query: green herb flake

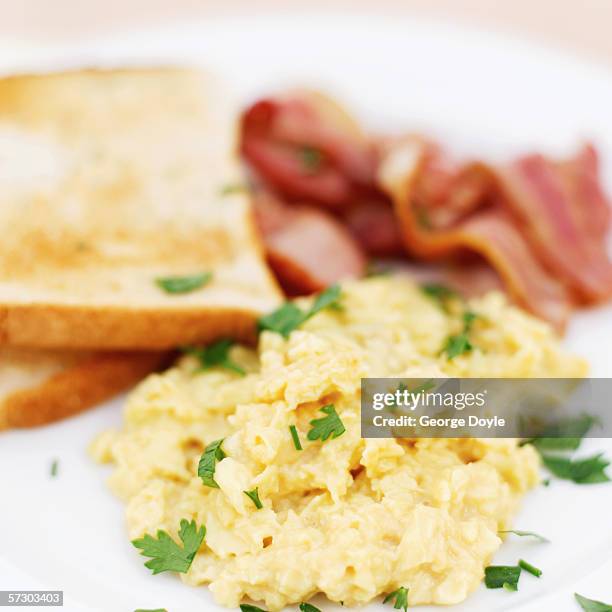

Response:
(198, 439), (226, 488)
(299, 147), (323, 173)
(307, 404), (346, 442)
(220, 183), (247, 196)
(50, 459), (59, 478)
(443, 333), (473, 359)
(575, 593), (612, 611)
(183, 340), (246, 376)
(484, 565), (521, 590)
(134, 609), (167, 612)
(131, 519), (205, 575)
(498, 530), (549, 543)
(527, 413), (599, 452)
(542, 453), (610, 484)
(244, 487), (263, 510)
(155, 272), (212, 294)
(383, 586), (409, 612)
(542, 478), (551, 487)
(240, 605), (267, 612)
(518, 559), (542, 578)
(421, 283), (458, 304)
(289, 425), (303, 450)
(258, 284), (342, 338)
(299, 603), (322, 612)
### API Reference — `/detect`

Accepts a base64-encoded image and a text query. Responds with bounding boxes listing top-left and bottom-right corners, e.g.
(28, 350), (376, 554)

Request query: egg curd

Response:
(92, 277), (586, 609)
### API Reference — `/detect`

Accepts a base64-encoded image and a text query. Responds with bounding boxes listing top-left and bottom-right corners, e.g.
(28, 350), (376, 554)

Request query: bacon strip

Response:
(241, 92), (377, 209)
(494, 148), (612, 303)
(377, 138), (571, 328)
(253, 191), (366, 294)
(240, 93), (612, 329)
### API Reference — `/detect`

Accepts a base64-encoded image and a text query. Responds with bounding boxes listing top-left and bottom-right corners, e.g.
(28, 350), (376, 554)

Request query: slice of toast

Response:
(0, 349), (167, 429)
(0, 68), (281, 349)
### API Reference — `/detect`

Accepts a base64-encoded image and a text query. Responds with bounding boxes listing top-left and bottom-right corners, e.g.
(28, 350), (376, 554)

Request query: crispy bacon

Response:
(241, 92), (378, 209)
(494, 148), (612, 303)
(377, 138), (571, 328)
(240, 93), (612, 329)
(253, 191), (366, 294)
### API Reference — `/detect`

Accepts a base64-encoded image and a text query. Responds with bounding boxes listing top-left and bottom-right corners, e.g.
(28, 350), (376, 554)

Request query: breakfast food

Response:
(0, 349), (166, 430)
(92, 277), (586, 609)
(240, 92), (612, 329)
(0, 69), (281, 350)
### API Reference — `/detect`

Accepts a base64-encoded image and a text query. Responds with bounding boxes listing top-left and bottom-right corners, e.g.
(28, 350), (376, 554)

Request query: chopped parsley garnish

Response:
(155, 272), (212, 294)
(240, 605), (267, 612)
(299, 603), (322, 612)
(134, 609), (167, 612)
(541, 453), (610, 484)
(198, 439), (226, 488)
(498, 530), (549, 543)
(542, 478), (551, 487)
(307, 404), (346, 442)
(383, 586), (409, 612)
(289, 425), (303, 450)
(244, 487), (263, 509)
(484, 565), (521, 590)
(299, 146), (323, 172)
(443, 310), (478, 359)
(525, 414), (610, 485)
(132, 519), (205, 574)
(421, 283), (458, 306)
(220, 183), (247, 196)
(525, 413), (599, 453)
(575, 593), (612, 611)
(518, 559), (542, 578)
(443, 334), (473, 359)
(50, 459), (59, 477)
(183, 340), (245, 376)
(258, 284), (342, 338)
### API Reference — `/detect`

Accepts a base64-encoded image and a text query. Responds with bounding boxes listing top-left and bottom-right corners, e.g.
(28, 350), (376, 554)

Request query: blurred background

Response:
(3, 0), (612, 68)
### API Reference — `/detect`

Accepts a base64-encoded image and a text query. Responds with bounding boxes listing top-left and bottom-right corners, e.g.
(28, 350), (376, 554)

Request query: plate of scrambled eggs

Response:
(1, 11), (612, 612)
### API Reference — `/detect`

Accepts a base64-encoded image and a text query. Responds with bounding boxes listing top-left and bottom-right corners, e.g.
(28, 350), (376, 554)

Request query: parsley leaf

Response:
(155, 272), (212, 294)
(50, 459), (59, 478)
(134, 609), (167, 612)
(484, 565), (521, 590)
(132, 519), (205, 574)
(518, 559), (542, 578)
(220, 183), (247, 196)
(240, 605), (267, 612)
(183, 340), (245, 376)
(299, 147), (323, 172)
(299, 603), (322, 612)
(498, 530), (549, 543)
(289, 425), (303, 450)
(421, 283), (458, 303)
(244, 487), (263, 509)
(529, 413), (599, 453)
(575, 593), (612, 611)
(258, 284), (342, 338)
(383, 587), (409, 612)
(542, 453), (610, 484)
(307, 404), (346, 442)
(443, 309), (479, 359)
(443, 333), (473, 359)
(198, 439), (226, 488)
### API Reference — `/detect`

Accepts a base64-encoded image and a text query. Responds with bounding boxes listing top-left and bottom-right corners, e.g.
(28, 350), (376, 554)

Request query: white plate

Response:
(1, 12), (612, 612)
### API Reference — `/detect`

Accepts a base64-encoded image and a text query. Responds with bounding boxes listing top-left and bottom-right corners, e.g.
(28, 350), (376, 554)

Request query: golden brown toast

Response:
(0, 68), (281, 349)
(0, 349), (167, 429)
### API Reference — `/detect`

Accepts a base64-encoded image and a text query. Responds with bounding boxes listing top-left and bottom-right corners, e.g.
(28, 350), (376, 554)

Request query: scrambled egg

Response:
(92, 278), (586, 609)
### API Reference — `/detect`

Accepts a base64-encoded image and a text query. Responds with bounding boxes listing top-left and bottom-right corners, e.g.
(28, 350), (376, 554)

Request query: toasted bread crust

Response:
(0, 351), (168, 429)
(0, 69), (281, 349)
(0, 305), (260, 349)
